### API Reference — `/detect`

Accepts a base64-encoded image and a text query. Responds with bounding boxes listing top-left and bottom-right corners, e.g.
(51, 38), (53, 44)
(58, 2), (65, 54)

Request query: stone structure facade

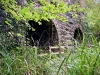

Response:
(28, 0), (85, 50)
(0, 0), (85, 50)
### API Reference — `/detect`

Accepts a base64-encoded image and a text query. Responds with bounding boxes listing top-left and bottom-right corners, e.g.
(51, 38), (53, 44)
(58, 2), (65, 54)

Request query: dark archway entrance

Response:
(74, 28), (83, 44)
(27, 20), (59, 50)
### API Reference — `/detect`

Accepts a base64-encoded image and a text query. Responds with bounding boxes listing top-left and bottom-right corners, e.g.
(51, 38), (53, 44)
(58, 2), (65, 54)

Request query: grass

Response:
(0, 36), (100, 75)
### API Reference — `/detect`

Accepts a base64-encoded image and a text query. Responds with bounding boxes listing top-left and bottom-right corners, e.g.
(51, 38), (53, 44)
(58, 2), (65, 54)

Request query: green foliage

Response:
(85, 0), (100, 34)
(0, 47), (44, 75)
(56, 36), (100, 75)
(0, 36), (100, 75)
(0, 0), (83, 47)
(0, 1), (100, 75)
(1, 0), (82, 24)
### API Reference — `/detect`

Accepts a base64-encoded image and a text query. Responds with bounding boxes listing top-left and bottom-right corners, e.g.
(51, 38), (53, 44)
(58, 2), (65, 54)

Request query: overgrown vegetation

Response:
(0, 0), (82, 48)
(0, 0), (100, 75)
(85, 0), (100, 40)
(0, 36), (100, 75)
(1, 0), (82, 25)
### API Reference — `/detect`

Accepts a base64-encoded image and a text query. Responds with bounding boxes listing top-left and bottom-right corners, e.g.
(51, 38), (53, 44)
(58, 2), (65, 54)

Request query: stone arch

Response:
(74, 28), (83, 44)
(27, 20), (59, 50)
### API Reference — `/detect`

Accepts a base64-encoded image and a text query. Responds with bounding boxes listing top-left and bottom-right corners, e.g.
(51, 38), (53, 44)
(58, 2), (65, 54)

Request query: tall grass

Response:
(0, 36), (100, 75)
(57, 35), (100, 75)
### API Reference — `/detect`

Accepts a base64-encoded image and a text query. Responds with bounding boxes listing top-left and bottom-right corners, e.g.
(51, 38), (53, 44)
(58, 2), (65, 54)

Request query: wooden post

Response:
(59, 46), (61, 57)
(49, 46), (51, 59)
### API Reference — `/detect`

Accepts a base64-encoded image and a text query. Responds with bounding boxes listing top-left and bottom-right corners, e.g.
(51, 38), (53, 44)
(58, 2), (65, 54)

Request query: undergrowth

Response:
(0, 36), (100, 75)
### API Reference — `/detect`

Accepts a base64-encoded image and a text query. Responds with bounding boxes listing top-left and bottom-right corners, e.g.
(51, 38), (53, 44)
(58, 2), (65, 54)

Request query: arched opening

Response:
(27, 20), (59, 50)
(74, 28), (83, 44)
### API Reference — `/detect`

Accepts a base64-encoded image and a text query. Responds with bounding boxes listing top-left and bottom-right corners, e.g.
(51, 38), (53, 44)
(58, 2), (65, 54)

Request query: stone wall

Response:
(0, 0), (85, 49)
(27, 0), (84, 50)
(51, 0), (84, 48)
